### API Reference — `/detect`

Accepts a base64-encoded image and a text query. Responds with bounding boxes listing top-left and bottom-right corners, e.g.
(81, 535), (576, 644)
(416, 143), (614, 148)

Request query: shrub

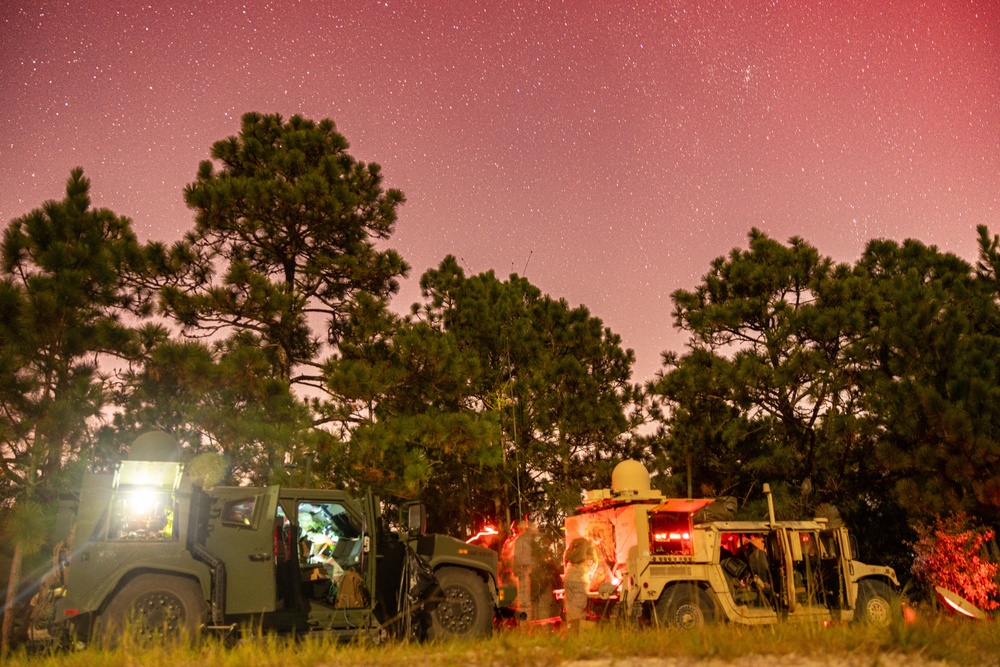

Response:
(910, 512), (999, 611)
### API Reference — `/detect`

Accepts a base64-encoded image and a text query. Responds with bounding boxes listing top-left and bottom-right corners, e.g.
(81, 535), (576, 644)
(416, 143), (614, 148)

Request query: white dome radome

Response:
(611, 460), (651, 496)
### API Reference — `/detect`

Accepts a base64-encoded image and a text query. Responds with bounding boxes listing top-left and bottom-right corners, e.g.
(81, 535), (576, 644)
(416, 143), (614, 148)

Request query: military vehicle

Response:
(564, 460), (900, 629)
(29, 432), (512, 644)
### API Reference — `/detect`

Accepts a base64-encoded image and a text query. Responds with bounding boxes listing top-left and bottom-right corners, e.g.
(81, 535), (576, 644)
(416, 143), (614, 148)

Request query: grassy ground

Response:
(4, 617), (999, 667)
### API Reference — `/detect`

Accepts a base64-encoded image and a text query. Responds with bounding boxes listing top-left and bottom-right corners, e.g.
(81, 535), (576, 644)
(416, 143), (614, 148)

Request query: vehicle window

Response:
(221, 497), (259, 527)
(107, 488), (176, 541)
(793, 531), (825, 605)
(799, 532), (819, 560)
(819, 532), (839, 559)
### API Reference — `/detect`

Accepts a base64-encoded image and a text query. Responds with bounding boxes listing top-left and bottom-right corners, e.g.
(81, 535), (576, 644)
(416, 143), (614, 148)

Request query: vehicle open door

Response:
(773, 527), (796, 614)
(296, 496), (371, 611)
(204, 487), (281, 614)
(818, 528), (848, 609)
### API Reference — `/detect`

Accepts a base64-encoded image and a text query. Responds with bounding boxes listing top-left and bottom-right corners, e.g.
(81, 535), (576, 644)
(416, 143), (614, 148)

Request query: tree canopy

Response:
(0, 167), (156, 501)
(4, 114), (1000, 620)
(0, 168), (157, 648)
(325, 256), (642, 532)
(649, 228), (1000, 572)
(164, 112), (408, 390)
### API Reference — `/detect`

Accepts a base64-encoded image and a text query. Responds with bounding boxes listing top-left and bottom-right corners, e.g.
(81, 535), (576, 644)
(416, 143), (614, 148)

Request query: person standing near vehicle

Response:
(563, 537), (597, 631)
(512, 518), (538, 622)
(740, 534), (773, 606)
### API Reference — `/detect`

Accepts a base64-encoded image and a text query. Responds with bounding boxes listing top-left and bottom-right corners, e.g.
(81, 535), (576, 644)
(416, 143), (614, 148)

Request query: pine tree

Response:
(0, 169), (154, 651)
(325, 257), (641, 533)
(654, 229), (872, 512)
(164, 112), (408, 390)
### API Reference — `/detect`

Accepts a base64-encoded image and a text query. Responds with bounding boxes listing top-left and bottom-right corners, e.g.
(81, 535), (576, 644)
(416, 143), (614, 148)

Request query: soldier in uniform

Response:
(563, 537), (597, 631)
(739, 534), (773, 606)
(511, 518), (537, 622)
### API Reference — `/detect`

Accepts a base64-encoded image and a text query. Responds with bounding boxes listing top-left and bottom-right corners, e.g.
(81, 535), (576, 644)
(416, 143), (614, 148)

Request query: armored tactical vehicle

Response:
(564, 460), (899, 629)
(30, 432), (511, 644)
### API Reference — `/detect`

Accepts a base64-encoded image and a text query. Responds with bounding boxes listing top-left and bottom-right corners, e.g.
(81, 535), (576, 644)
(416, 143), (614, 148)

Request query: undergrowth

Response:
(4, 616), (999, 666)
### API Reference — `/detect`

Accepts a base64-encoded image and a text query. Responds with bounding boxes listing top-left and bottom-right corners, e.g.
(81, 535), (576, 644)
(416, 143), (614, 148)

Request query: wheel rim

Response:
(673, 601), (704, 629)
(436, 586), (476, 634)
(128, 591), (186, 637)
(865, 596), (891, 626)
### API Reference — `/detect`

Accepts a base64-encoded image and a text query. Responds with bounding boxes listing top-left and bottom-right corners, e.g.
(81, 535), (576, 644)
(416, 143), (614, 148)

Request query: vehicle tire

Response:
(426, 567), (493, 641)
(96, 574), (207, 646)
(855, 579), (895, 627)
(655, 583), (714, 630)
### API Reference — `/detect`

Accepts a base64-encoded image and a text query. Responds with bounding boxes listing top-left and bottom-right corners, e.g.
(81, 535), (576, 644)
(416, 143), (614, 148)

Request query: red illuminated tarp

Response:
(650, 498), (715, 514)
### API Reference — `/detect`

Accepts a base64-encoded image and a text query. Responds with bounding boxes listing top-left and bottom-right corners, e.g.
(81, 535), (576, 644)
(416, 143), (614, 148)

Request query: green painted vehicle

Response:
(32, 433), (512, 644)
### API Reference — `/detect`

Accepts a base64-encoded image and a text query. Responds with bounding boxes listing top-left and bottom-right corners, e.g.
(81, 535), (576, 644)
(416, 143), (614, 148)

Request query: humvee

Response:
(30, 432), (512, 644)
(564, 460), (899, 628)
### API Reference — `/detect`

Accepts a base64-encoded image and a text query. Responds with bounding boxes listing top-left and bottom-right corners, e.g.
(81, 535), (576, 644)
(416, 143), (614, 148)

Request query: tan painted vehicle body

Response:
(564, 461), (900, 628)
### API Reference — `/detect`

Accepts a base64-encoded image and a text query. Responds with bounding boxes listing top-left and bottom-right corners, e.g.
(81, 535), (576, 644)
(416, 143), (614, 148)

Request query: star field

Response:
(2, 0), (998, 383)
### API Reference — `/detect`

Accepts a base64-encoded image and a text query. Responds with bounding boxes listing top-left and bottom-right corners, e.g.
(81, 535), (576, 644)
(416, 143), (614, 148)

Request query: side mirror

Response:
(407, 503), (426, 536)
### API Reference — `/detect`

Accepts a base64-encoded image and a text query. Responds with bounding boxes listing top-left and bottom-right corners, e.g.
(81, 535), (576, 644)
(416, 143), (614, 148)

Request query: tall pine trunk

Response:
(1, 541), (24, 654)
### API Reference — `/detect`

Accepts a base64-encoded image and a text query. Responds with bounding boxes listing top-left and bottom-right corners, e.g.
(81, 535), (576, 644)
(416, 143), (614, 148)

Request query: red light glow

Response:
(653, 532), (690, 541)
(466, 525), (498, 544)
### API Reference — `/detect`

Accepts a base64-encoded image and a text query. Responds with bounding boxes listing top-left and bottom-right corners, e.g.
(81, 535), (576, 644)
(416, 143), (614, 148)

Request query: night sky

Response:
(3, 1), (998, 383)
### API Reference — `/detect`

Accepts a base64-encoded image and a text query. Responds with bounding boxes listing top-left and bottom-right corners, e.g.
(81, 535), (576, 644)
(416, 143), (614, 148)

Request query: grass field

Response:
(5, 616), (999, 667)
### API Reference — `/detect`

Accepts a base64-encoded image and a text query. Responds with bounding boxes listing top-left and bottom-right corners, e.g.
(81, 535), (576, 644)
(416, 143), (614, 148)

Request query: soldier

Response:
(563, 537), (597, 631)
(512, 518), (537, 622)
(739, 534), (773, 606)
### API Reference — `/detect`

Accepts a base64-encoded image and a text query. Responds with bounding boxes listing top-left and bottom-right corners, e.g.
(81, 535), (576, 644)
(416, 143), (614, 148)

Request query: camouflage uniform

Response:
(563, 537), (596, 628)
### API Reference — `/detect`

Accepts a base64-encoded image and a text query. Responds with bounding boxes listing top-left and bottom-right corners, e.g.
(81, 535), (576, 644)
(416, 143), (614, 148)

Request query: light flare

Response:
(466, 524), (498, 544)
